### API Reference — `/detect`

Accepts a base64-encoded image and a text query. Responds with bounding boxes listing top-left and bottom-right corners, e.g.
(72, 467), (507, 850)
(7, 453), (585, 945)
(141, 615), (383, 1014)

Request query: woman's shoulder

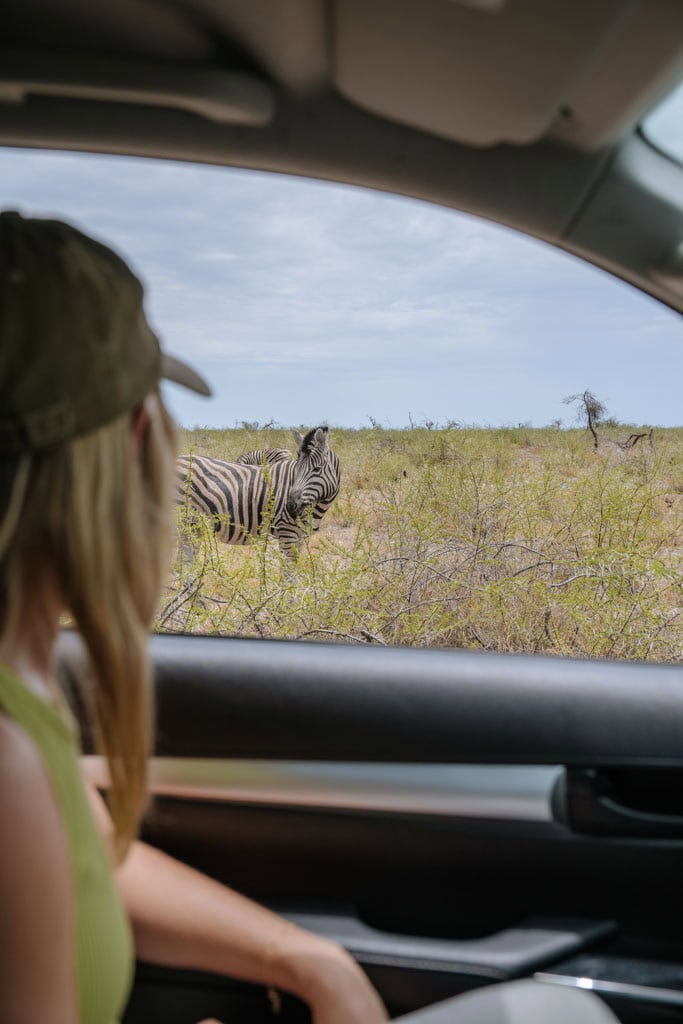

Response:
(0, 711), (78, 1019)
(0, 708), (69, 846)
(0, 706), (50, 780)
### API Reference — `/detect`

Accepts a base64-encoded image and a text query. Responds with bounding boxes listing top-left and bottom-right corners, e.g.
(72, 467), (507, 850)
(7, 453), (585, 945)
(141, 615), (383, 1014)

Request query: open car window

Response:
(2, 146), (682, 661)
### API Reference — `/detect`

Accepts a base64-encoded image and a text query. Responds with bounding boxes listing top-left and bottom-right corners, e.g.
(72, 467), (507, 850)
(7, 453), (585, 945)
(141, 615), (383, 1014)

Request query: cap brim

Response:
(161, 353), (212, 397)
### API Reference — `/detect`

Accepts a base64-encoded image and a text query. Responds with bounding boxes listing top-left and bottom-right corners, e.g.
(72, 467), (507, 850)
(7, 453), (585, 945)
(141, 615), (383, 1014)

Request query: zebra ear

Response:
(314, 427), (329, 448)
(293, 429), (304, 449)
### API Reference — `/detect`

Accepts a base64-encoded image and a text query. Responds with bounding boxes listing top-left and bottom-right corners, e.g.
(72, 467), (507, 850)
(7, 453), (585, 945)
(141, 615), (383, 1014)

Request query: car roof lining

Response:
(333, 0), (683, 148)
(6, 0), (683, 146)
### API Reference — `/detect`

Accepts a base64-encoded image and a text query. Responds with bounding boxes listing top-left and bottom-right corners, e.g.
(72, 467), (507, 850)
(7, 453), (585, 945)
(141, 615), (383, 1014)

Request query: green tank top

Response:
(0, 664), (134, 1023)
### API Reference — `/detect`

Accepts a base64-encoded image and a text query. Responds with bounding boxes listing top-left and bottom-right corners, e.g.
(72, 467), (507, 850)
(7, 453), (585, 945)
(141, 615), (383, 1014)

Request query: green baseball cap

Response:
(0, 210), (211, 454)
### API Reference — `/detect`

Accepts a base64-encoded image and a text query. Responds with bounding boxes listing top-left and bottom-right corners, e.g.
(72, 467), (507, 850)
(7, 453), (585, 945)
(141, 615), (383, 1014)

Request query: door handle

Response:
(560, 767), (683, 838)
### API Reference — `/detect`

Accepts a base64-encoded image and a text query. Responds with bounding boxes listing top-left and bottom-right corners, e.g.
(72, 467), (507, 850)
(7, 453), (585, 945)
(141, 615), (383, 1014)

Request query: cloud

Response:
(194, 249), (240, 263)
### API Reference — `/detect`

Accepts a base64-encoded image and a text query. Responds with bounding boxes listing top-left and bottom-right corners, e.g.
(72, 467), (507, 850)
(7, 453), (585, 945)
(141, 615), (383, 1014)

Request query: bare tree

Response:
(563, 390), (608, 449)
(616, 427), (655, 452)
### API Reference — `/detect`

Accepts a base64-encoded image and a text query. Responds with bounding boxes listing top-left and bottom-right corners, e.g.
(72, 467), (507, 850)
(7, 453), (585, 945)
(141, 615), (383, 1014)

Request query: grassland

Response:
(160, 425), (683, 662)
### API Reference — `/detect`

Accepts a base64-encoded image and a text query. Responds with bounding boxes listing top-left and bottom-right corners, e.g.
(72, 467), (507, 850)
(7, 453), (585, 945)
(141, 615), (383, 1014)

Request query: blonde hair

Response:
(0, 391), (177, 857)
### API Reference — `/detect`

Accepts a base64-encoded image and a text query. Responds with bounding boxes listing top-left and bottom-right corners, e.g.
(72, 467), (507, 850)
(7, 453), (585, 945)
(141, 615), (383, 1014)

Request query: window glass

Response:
(643, 78), (683, 164)
(2, 148), (681, 660)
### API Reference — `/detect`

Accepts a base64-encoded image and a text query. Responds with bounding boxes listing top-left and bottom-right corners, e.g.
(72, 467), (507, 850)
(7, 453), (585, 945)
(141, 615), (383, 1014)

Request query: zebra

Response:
(236, 446), (294, 467)
(176, 427), (341, 559)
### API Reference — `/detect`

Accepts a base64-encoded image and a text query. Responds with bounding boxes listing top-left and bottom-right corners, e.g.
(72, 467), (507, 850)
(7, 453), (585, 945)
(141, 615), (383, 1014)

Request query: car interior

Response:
(3, 1), (683, 1021)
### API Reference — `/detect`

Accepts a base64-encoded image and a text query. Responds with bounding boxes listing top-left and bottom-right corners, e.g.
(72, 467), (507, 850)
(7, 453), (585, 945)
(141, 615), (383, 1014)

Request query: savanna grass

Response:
(160, 426), (683, 661)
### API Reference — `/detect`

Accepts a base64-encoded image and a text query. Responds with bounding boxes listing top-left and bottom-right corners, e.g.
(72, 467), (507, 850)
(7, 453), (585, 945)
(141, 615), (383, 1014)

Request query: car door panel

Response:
(61, 631), (683, 765)
(58, 632), (683, 1022)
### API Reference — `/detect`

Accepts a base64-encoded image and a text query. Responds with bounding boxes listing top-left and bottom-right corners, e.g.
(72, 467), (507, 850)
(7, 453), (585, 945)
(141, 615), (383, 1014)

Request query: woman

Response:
(0, 211), (388, 1023)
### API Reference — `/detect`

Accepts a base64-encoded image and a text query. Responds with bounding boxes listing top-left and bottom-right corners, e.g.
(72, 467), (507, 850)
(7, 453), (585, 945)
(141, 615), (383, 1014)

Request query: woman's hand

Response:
(277, 931), (388, 1024)
(308, 951), (388, 1024)
(195, 938), (387, 1024)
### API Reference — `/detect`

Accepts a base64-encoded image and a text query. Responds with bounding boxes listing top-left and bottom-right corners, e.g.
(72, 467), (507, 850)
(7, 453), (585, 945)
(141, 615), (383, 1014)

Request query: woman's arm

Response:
(1, 715), (78, 1023)
(86, 781), (387, 1024)
(117, 840), (387, 1023)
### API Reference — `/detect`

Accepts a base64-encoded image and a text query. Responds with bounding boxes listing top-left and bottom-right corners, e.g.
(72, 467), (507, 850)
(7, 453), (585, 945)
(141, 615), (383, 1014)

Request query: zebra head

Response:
(286, 427), (341, 523)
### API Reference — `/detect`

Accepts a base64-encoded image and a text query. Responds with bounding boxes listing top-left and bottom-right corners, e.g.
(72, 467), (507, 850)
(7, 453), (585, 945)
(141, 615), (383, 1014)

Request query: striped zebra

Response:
(176, 427), (341, 558)
(236, 447), (293, 467)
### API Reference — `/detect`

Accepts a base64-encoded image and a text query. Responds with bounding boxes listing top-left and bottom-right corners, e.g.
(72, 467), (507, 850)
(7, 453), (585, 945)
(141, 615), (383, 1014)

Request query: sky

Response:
(0, 123), (682, 430)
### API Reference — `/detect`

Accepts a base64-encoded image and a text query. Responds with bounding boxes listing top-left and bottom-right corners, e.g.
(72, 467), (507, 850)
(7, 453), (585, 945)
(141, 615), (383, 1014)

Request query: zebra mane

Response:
(299, 426), (329, 453)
